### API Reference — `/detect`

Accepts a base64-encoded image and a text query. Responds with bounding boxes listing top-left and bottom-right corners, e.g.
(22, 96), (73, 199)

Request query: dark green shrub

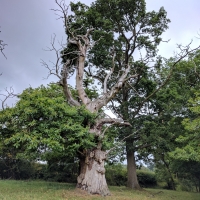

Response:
(44, 161), (78, 183)
(0, 159), (35, 180)
(32, 162), (47, 179)
(137, 170), (157, 187)
(105, 163), (127, 186)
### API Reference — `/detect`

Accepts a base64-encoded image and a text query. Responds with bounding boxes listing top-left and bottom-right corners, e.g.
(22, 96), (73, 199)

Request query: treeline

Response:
(1, 158), (199, 192)
(0, 158), (157, 187)
(0, 158), (78, 183)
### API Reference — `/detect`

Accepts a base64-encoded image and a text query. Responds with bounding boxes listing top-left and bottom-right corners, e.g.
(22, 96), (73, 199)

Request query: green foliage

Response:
(105, 163), (127, 186)
(170, 91), (200, 162)
(138, 51), (200, 190)
(155, 165), (177, 190)
(178, 179), (196, 192)
(0, 84), (96, 160)
(137, 170), (157, 187)
(171, 160), (200, 192)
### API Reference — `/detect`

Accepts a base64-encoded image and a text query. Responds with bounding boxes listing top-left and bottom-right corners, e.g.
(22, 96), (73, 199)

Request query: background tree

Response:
(0, 84), (93, 181)
(0, 84), (96, 160)
(144, 50), (200, 190)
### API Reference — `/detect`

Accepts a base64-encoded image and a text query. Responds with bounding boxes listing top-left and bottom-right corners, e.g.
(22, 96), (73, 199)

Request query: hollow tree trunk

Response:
(77, 149), (110, 196)
(126, 141), (141, 190)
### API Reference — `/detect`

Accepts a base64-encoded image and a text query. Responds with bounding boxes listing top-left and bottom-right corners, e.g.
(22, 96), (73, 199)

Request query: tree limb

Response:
(89, 117), (131, 136)
(103, 49), (116, 93)
(0, 30), (7, 59)
(0, 87), (17, 110)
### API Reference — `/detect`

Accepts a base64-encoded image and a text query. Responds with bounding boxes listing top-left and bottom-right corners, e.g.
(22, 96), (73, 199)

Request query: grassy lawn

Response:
(0, 180), (199, 200)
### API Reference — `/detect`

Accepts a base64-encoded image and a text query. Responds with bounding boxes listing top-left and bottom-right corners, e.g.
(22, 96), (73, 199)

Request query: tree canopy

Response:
(0, 84), (96, 160)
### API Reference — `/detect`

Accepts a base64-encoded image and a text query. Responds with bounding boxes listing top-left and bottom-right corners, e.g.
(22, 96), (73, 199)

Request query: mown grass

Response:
(0, 180), (199, 200)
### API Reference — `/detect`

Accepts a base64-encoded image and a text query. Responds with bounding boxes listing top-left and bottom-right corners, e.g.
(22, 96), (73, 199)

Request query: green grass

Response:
(0, 180), (199, 200)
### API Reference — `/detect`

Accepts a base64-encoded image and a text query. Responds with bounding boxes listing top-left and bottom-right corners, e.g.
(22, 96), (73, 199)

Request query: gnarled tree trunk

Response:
(77, 149), (110, 196)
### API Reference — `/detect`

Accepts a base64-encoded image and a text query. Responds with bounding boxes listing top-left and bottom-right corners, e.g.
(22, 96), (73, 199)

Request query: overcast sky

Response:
(0, 0), (200, 107)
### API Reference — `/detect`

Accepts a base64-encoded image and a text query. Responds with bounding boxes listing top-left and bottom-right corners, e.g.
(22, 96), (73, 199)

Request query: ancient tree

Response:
(44, 0), (134, 195)
(43, 0), (200, 195)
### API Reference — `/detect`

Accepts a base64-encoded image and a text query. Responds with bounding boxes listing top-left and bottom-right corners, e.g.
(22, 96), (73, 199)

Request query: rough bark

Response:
(126, 142), (141, 190)
(77, 149), (110, 196)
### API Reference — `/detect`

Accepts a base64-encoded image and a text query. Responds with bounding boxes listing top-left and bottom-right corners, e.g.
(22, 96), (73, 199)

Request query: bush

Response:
(43, 162), (78, 183)
(105, 163), (127, 186)
(0, 159), (35, 180)
(137, 170), (157, 187)
(177, 178), (196, 192)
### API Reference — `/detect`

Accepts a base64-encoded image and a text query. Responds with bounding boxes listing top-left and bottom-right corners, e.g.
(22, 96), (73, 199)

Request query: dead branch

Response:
(42, 34), (62, 79)
(103, 50), (116, 93)
(0, 30), (7, 59)
(95, 118), (131, 129)
(53, 0), (70, 33)
(89, 117), (131, 136)
(0, 87), (17, 110)
(61, 63), (81, 106)
(87, 64), (134, 112)
(42, 33), (80, 106)
(53, 2), (94, 105)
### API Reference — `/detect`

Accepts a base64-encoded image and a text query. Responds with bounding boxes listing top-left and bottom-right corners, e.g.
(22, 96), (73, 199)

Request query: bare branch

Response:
(0, 30), (7, 59)
(87, 64), (133, 112)
(89, 117), (131, 136)
(61, 62), (81, 106)
(42, 33), (80, 107)
(54, 0), (70, 33)
(96, 118), (131, 129)
(42, 34), (64, 80)
(0, 87), (17, 110)
(103, 49), (116, 93)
